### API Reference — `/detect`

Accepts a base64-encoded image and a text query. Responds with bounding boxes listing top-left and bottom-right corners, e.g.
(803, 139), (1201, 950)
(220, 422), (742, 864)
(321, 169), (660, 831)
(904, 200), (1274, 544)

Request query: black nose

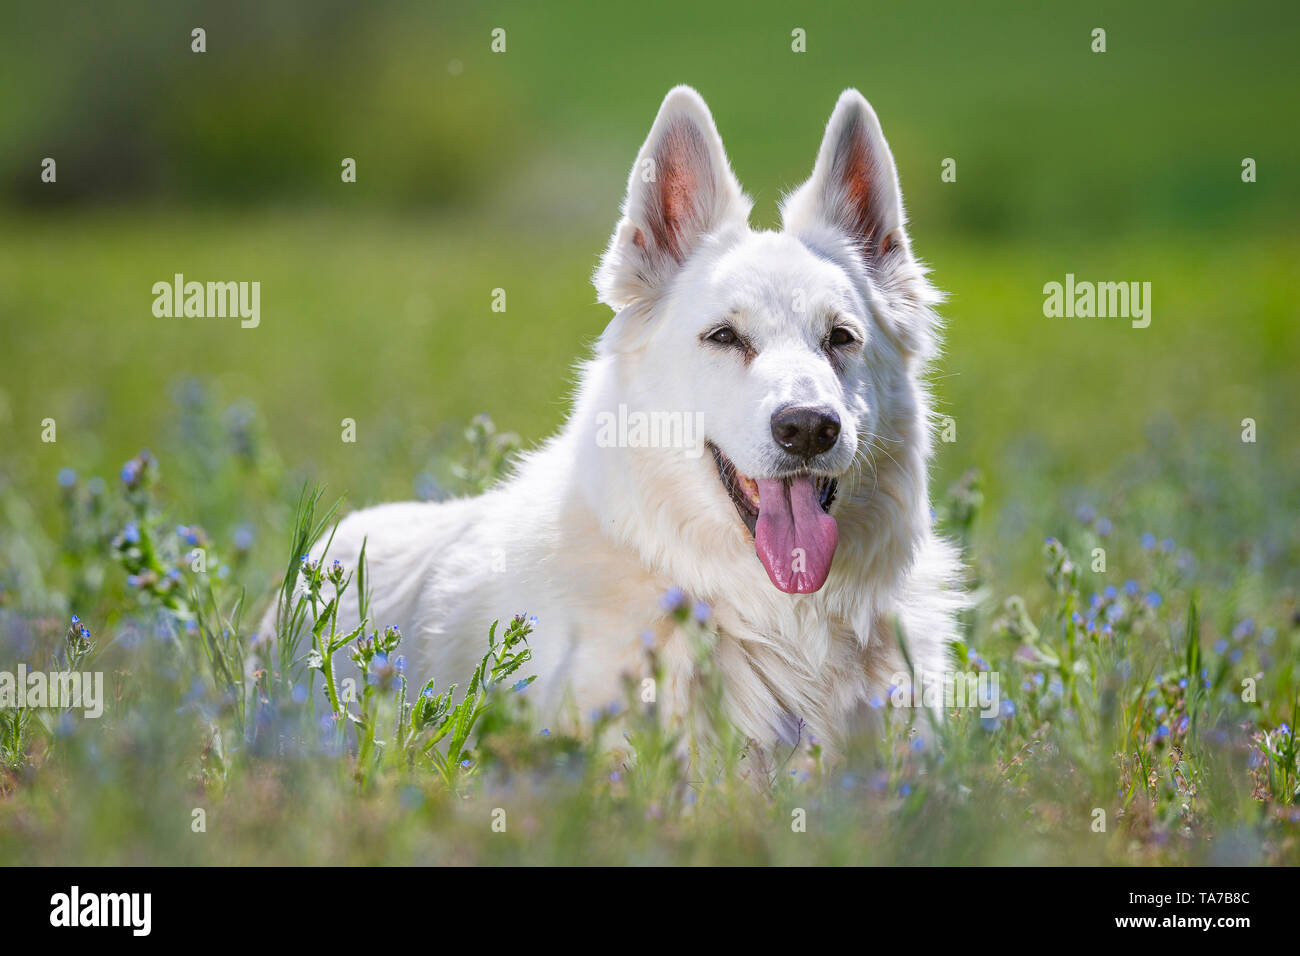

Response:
(770, 405), (840, 460)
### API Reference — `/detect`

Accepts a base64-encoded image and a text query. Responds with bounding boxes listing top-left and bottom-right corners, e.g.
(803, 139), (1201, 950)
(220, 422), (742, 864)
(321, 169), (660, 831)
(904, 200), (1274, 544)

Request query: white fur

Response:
(259, 87), (964, 754)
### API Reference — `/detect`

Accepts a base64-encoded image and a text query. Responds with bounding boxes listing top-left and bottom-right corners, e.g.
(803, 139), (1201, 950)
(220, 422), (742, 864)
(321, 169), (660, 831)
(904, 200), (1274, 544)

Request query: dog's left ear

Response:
(782, 90), (939, 356)
(594, 86), (751, 346)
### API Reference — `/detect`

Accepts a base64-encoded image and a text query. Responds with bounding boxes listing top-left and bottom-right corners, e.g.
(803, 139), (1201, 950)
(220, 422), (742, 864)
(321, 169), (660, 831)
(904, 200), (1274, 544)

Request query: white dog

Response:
(261, 87), (964, 753)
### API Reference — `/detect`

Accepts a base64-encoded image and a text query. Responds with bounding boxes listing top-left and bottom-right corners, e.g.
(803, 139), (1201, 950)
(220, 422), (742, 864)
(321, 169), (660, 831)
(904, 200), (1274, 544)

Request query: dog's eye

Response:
(828, 327), (857, 348)
(706, 326), (740, 346)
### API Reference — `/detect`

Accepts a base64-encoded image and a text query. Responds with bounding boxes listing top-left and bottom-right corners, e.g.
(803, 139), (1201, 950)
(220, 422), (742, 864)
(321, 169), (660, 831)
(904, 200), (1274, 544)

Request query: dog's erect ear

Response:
(781, 89), (906, 264)
(782, 90), (939, 355)
(594, 86), (750, 317)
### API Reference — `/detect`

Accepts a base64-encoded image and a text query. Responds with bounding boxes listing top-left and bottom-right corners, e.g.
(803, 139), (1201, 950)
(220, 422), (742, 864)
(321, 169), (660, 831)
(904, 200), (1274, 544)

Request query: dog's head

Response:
(593, 86), (940, 595)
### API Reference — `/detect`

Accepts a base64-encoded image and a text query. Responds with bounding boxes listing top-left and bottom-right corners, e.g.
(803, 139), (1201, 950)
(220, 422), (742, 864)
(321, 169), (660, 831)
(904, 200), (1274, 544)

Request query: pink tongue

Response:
(754, 476), (839, 593)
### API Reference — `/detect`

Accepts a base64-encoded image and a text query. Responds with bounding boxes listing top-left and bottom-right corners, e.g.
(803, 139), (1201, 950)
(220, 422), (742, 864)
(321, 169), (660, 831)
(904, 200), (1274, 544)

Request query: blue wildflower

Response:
(413, 471), (441, 501)
(659, 587), (685, 612)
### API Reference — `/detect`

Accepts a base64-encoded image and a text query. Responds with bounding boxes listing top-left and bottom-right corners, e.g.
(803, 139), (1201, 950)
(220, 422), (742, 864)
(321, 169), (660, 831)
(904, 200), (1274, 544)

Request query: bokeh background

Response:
(2, 0), (1297, 600)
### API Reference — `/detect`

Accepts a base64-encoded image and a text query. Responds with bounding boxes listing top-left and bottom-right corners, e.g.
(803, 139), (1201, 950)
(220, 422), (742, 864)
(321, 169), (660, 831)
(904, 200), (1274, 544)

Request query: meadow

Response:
(0, 0), (1297, 864)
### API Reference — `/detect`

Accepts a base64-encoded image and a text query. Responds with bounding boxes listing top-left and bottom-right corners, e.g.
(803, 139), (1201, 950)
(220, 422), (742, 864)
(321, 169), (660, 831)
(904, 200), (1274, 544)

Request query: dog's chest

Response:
(689, 605), (874, 745)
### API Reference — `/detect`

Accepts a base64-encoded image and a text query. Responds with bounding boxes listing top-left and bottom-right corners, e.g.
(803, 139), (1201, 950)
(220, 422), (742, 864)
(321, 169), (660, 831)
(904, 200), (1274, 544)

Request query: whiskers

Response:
(845, 431), (906, 501)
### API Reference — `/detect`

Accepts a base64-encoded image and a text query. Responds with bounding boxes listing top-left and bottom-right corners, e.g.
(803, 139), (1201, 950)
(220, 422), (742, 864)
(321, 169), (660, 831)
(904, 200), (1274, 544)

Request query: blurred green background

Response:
(1, 0), (1297, 596)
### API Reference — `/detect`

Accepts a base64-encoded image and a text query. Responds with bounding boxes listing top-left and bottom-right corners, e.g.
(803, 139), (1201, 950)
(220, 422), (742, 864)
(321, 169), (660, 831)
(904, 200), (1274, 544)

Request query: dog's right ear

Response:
(594, 86), (750, 340)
